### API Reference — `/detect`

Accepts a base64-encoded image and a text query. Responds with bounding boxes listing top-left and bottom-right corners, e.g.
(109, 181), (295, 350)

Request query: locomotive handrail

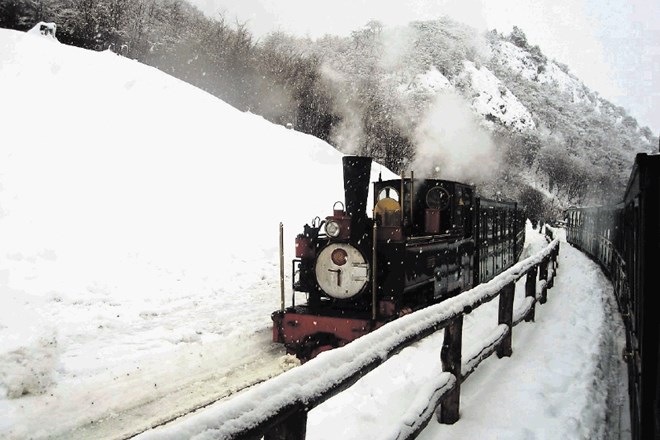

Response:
(405, 232), (462, 244)
(139, 239), (560, 440)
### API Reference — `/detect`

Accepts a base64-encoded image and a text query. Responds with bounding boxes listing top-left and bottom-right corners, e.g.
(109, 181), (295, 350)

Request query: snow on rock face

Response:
(464, 61), (536, 131)
(461, 60), (536, 132)
(397, 57), (537, 135)
(398, 66), (452, 96)
(537, 61), (593, 104)
(492, 40), (592, 105)
(491, 40), (540, 82)
(27, 22), (58, 41)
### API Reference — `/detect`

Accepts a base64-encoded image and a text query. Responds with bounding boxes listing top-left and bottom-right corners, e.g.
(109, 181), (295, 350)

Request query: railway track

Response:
(42, 337), (296, 440)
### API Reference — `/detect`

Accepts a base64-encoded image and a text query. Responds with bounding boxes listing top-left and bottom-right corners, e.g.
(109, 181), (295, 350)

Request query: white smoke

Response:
(378, 25), (417, 73)
(318, 19), (500, 177)
(328, 105), (364, 155)
(321, 64), (364, 154)
(411, 90), (499, 183)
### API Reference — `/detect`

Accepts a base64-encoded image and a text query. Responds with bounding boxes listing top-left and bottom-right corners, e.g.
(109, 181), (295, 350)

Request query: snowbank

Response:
(0, 26), (395, 438)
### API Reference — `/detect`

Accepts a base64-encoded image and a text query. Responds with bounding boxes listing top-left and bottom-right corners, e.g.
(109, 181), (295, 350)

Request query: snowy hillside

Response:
(461, 60), (536, 132)
(0, 27), (395, 439)
(295, 21), (656, 210)
(398, 63), (536, 133)
(491, 40), (594, 105)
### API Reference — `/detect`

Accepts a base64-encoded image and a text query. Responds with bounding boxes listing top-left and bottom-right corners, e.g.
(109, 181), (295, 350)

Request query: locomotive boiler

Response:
(272, 156), (524, 361)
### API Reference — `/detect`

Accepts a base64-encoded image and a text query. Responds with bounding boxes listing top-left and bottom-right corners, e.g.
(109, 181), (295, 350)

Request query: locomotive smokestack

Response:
(342, 155), (372, 242)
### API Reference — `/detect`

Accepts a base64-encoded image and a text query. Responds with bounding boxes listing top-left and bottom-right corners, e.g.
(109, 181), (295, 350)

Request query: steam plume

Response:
(411, 90), (498, 183)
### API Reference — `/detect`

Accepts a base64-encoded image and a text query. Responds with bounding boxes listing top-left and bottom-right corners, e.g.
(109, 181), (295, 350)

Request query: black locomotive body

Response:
(272, 156), (525, 361)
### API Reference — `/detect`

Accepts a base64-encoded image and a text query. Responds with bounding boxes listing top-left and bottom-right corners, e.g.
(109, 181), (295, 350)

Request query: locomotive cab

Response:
(370, 178), (477, 314)
(372, 178), (475, 239)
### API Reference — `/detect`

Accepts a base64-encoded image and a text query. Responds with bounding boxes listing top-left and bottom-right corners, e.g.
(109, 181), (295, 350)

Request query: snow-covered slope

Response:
(461, 60), (536, 132)
(398, 66), (452, 96)
(0, 27), (394, 439)
(397, 62), (536, 133)
(492, 40), (595, 106)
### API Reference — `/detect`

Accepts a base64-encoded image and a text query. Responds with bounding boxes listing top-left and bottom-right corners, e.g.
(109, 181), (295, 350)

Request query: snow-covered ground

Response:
(0, 27), (628, 439)
(0, 26), (397, 439)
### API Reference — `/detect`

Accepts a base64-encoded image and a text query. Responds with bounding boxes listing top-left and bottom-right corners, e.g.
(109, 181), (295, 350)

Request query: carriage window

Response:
(487, 214), (493, 239)
(462, 188), (472, 206)
(377, 187), (400, 202)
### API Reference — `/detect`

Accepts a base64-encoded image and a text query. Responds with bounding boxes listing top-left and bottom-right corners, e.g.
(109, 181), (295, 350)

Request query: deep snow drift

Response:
(0, 27), (628, 439)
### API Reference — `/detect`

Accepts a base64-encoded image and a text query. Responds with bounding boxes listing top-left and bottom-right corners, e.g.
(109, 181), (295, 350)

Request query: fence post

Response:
(438, 315), (463, 424)
(555, 243), (560, 268)
(497, 282), (515, 358)
(264, 404), (308, 440)
(547, 255), (555, 290)
(525, 265), (537, 322)
(539, 258), (548, 304)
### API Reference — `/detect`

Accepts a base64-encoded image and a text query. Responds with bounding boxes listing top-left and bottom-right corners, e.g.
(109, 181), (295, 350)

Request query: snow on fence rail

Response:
(138, 239), (560, 440)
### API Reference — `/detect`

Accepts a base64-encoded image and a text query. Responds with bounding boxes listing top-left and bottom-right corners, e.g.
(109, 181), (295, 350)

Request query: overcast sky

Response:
(187, 0), (659, 134)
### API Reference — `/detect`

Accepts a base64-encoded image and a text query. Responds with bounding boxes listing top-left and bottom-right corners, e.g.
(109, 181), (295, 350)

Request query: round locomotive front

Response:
(314, 243), (370, 299)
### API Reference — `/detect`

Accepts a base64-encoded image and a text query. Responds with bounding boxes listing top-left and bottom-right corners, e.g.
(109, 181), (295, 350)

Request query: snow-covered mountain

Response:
(300, 21), (656, 208)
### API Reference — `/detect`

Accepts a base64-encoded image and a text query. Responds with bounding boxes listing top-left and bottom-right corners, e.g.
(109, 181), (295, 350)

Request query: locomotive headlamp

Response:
(325, 220), (341, 237)
(331, 248), (348, 266)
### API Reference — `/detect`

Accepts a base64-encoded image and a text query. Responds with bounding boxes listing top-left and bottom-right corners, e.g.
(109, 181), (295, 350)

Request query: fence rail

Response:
(140, 238), (560, 440)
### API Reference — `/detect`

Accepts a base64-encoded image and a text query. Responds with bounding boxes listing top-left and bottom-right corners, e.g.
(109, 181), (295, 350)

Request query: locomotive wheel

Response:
(297, 333), (340, 363)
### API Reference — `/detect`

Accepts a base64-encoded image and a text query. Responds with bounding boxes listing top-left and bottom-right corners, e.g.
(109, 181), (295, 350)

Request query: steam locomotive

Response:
(272, 156), (525, 361)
